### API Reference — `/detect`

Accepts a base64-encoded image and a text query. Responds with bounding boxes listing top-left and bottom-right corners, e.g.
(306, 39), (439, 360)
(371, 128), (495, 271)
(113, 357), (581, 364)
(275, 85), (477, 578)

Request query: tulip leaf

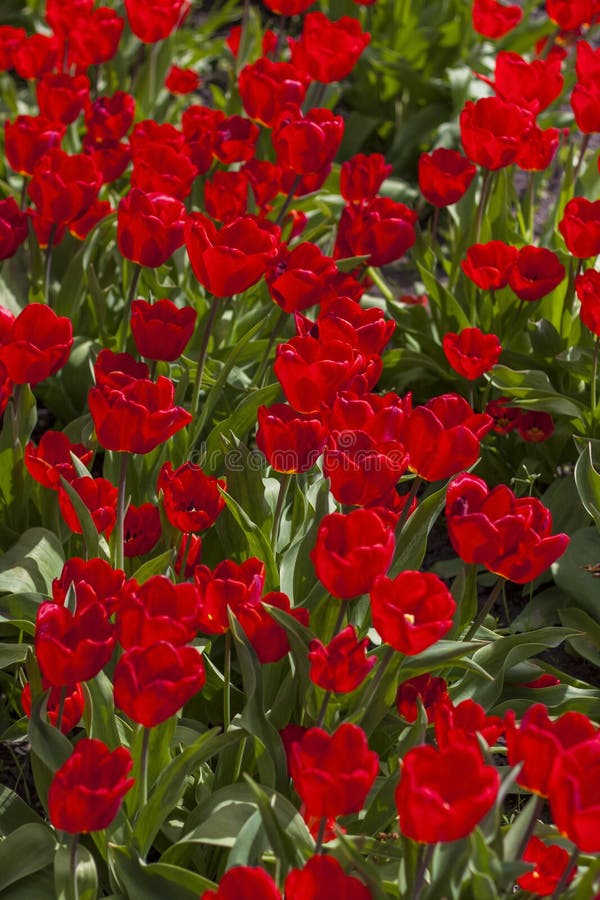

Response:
(244, 775), (306, 871)
(131, 550), (175, 585)
(0, 823), (56, 893)
(54, 842), (98, 900)
(390, 482), (448, 575)
(202, 383), (280, 475)
(487, 365), (585, 419)
(58, 475), (104, 562)
(0, 528), (64, 595)
(110, 845), (215, 900)
(28, 692), (73, 773)
(133, 727), (242, 858)
(552, 526), (600, 622)
(0, 642), (27, 668)
(217, 486), (279, 591)
(559, 607), (600, 667)
(417, 262), (471, 331)
(82, 670), (122, 750)
(0, 785), (45, 837)
(574, 442), (600, 532)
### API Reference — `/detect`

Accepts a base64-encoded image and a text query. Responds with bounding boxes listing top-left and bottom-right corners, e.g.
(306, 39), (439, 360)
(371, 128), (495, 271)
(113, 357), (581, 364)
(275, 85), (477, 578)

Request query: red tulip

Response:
(334, 197), (417, 267)
(237, 591), (309, 664)
(0, 196), (28, 260)
(35, 600), (115, 686)
(460, 97), (533, 170)
(117, 189), (186, 268)
(52, 556), (126, 616)
(516, 837), (576, 896)
(508, 247), (566, 301)
(0, 304), (73, 385)
(290, 12), (370, 83)
(124, 0), (189, 43)
(201, 867), (280, 900)
(158, 461), (226, 533)
(165, 65), (199, 94)
(36, 73), (90, 125)
(194, 558), (265, 635)
(5, 115), (65, 176)
(239, 58), (307, 128)
(472, 0), (522, 38)
(559, 197), (600, 259)
(58, 476), (118, 538)
(21, 678), (84, 734)
(395, 674), (449, 723)
(28, 149), (101, 226)
(340, 152), (392, 203)
(123, 503), (162, 557)
(25, 430), (93, 489)
(285, 856), (372, 899)
(550, 738), (600, 853)
(371, 571), (456, 655)
(442, 328), (502, 380)
(117, 575), (200, 648)
(308, 625), (376, 693)
(131, 299), (196, 362)
(418, 149), (476, 208)
(256, 403), (326, 473)
(462, 241), (518, 291)
(576, 268), (600, 335)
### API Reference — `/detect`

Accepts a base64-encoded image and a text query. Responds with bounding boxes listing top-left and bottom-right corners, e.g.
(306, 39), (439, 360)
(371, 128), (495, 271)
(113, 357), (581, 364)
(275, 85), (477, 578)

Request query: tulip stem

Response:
(45, 225), (58, 307)
(410, 843), (434, 900)
(592, 335), (599, 416)
(475, 169), (493, 244)
(69, 833), (79, 900)
(224, 630), (232, 730)
(366, 266), (395, 304)
(254, 307), (287, 388)
(358, 644), (395, 724)
(314, 816), (327, 854)
(139, 725), (151, 812)
(275, 174), (301, 227)
(271, 472), (292, 550)
(396, 476), (421, 535)
(549, 847), (578, 899)
(573, 133), (591, 187)
(191, 299), (220, 420)
(430, 206), (440, 252)
(114, 452), (129, 572)
(464, 576), (504, 641)
(120, 263), (142, 352)
(315, 690), (332, 728)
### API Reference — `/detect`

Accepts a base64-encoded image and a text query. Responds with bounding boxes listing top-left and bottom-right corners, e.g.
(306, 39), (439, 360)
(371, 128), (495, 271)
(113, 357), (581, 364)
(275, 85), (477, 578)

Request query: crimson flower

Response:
(201, 867), (280, 900)
(472, 0), (523, 37)
(285, 856), (371, 899)
(516, 837), (577, 896)
(131, 298), (196, 362)
(371, 571), (456, 655)
(158, 461), (226, 533)
(290, 12), (370, 83)
(117, 189), (186, 268)
(460, 97), (532, 170)
(35, 600), (115, 686)
(308, 625), (376, 693)
(0, 304), (72, 385)
(418, 148), (476, 208)
(442, 328), (502, 380)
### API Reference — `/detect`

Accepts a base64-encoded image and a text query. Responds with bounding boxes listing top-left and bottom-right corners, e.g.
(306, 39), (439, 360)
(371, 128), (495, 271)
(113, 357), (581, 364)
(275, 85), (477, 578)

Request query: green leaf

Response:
(0, 528), (64, 594)
(559, 608), (600, 667)
(82, 671), (122, 750)
(575, 443), (600, 532)
(202, 384), (280, 475)
(244, 776), (307, 871)
(218, 487), (278, 591)
(0, 642), (27, 668)
(110, 845), (215, 900)
(0, 823), (56, 892)
(0, 592), (45, 630)
(553, 526), (600, 623)
(0, 784), (45, 837)
(390, 482), (448, 575)
(54, 843), (98, 900)
(58, 476), (104, 562)
(131, 550), (174, 585)
(487, 365), (585, 419)
(28, 692), (73, 773)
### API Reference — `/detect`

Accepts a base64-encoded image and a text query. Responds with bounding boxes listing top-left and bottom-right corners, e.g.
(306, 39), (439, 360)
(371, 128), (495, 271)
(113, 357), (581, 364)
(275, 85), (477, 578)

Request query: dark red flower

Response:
(239, 58), (307, 128)
(396, 739), (499, 843)
(446, 473), (570, 584)
(290, 12), (370, 83)
(418, 149), (476, 208)
(461, 241), (518, 291)
(550, 738), (600, 852)
(310, 508), (395, 599)
(69, 198), (113, 241)
(516, 837), (576, 896)
(309, 625), (376, 693)
(181, 105), (225, 174)
(88, 376), (191, 454)
(263, 0), (314, 11)
(131, 299), (196, 362)
(460, 98), (533, 170)
(117, 189), (186, 268)
(576, 267), (600, 335)
(114, 641), (205, 727)
(85, 92), (135, 143)
(237, 591), (309, 664)
(48, 739), (134, 834)
(324, 429), (408, 507)
(28, 149), (101, 226)
(123, 503), (162, 557)
(21, 678), (84, 734)
(371, 571), (456, 655)
(272, 108), (344, 175)
(36, 73), (90, 126)
(341, 152), (393, 203)
(25, 431), (93, 489)
(35, 600), (115, 686)
(204, 170), (249, 223)
(0, 304), (73, 385)
(485, 396), (521, 434)
(116, 575), (200, 648)
(488, 51), (563, 116)
(517, 411), (554, 443)
(0, 26), (25, 71)
(334, 197), (417, 267)
(401, 394), (493, 482)
(66, 7), (125, 69)
(0, 196), (29, 261)
(434, 698), (503, 749)
(131, 142), (197, 201)
(52, 556), (126, 616)
(285, 856), (372, 900)
(256, 403), (326, 473)
(5, 115), (65, 177)
(165, 65), (199, 94)
(559, 197), (600, 259)
(185, 213), (280, 297)
(124, 0), (189, 43)
(174, 533), (203, 579)
(266, 242), (338, 314)
(317, 296), (396, 356)
(82, 136), (130, 185)
(201, 867), (280, 900)
(508, 246), (566, 301)
(94, 348), (149, 389)
(395, 674), (449, 723)
(443, 328), (501, 380)
(13, 33), (59, 80)
(158, 461), (226, 533)
(516, 124), (562, 172)
(290, 723), (378, 818)
(472, 0), (523, 38)
(58, 476), (118, 538)
(546, 0), (596, 30)
(194, 558), (265, 635)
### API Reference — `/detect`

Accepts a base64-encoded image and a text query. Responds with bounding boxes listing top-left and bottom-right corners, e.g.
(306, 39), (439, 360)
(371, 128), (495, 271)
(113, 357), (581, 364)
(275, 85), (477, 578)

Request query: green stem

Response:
(45, 225), (58, 307)
(139, 726), (151, 812)
(315, 690), (331, 728)
(396, 476), (421, 535)
(549, 847), (578, 900)
(113, 452), (129, 572)
(410, 843), (435, 900)
(464, 577), (505, 641)
(147, 41), (160, 115)
(275, 174), (302, 227)
(69, 833), (79, 900)
(475, 169), (493, 243)
(573, 133), (591, 186)
(191, 300), (220, 419)
(254, 306), (287, 388)
(119, 264), (142, 352)
(358, 644), (396, 725)
(366, 266), (395, 304)
(314, 816), (327, 854)
(271, 472), (292, 549)
(430, 206), (440, 252)
(224, 630), (232, 730)
(592, 335), (599, 417)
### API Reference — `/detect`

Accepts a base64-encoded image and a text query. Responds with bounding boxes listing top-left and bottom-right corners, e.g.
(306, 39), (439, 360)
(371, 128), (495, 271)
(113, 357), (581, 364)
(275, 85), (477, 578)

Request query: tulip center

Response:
(403, 613), (415, 626)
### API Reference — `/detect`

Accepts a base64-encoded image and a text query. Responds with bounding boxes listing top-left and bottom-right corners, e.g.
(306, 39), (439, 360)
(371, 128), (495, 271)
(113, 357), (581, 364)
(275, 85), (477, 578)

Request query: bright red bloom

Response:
(131, 142), (197, 201)
(395, 674), (449, 723)
(485, 396), (521, 434)
(285, 856), (372, 900)
(266, 242), (338, 313)
(181, 105), (224, 174)
(201, 867), (280, 900)
(472, 0), (523, 37)
(310, 508), (395, 599)
(123, 503), (162, 557)
(194, 558), (265, 635)
(124, 0), (189, 42)
(185, 213), (279, 297)
(21, 678), (84, 734)
(0, 304), (72, 385)
(334, 197), (417, 267)
(576, 267), (600, 335)
(94, 348), (149, 389)
(25, 431), (93, 489)
(158, 461), (226, 533)
(402, 394), (493, 482)
(165, 65), (199, 94)
(505, 703), (597, 797)
(516, 837), (576, 896)
(546, 0), (596, 29)
(239, 58), (307, 128)
(13, 33), (59, 80)
(517, 411), (554, 443)
(69, 199), (113, 240)
(28, 149), (101, 226)
(113, 641), (205, 727)
(117, 189), (186, 268)
(130, 120), (185, 154)
(237, 591), (309, 664)
(5, 115), (65, 177)
(442, 328), (502, 380)
(396, 739), (499, 843)
(516, 124), (562, 172)
(211, 115), (259, 165)
(244, 159), (283, 212)
(272, 108), (344, 175)
(85, 92), (135, 143)
(418, 149), (476, 208)
(263, 0), (314, 11)
(88, 376), (192, 454)
(204, 170), (249, 223)
(550, 738), (600, 852)
(308, 625), (376, 693)
(371, 571), (455, 655)
(35, 600), (115, 686)
(66, 7), (125, 69)
(36, 73), (90, 126)
(318, 296), (396, 356)
(256, 403), (326, 473)
(434, 698), (503, 749)
(52, 556), (126, 616)
(461, 241), (518, 291)
(446, 473), (569, 583)
(0, 26), (25, 71)
(572, 81), (600, 133)
(460, 98), (533, 170)
(58, 476), (118, 538)
(323, 390), (409, 442)
(559, 197), (600, 259)
(290, 723), (378, 818)
(488, 51), (563, 116)
(508, 247), (566, 301)
(0, 196), (28, 261)
(116, 575), (200, 648)
(274, 335), (378, 414)
(82, 136), (130, 185)
(48, 739), (134, 834)
(341, 152), (393, 203)
(575, 39), (600, 83)
(131, 299), (196, 361)
(290, 12), (370, 83)
(324, 429), (408, 507)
